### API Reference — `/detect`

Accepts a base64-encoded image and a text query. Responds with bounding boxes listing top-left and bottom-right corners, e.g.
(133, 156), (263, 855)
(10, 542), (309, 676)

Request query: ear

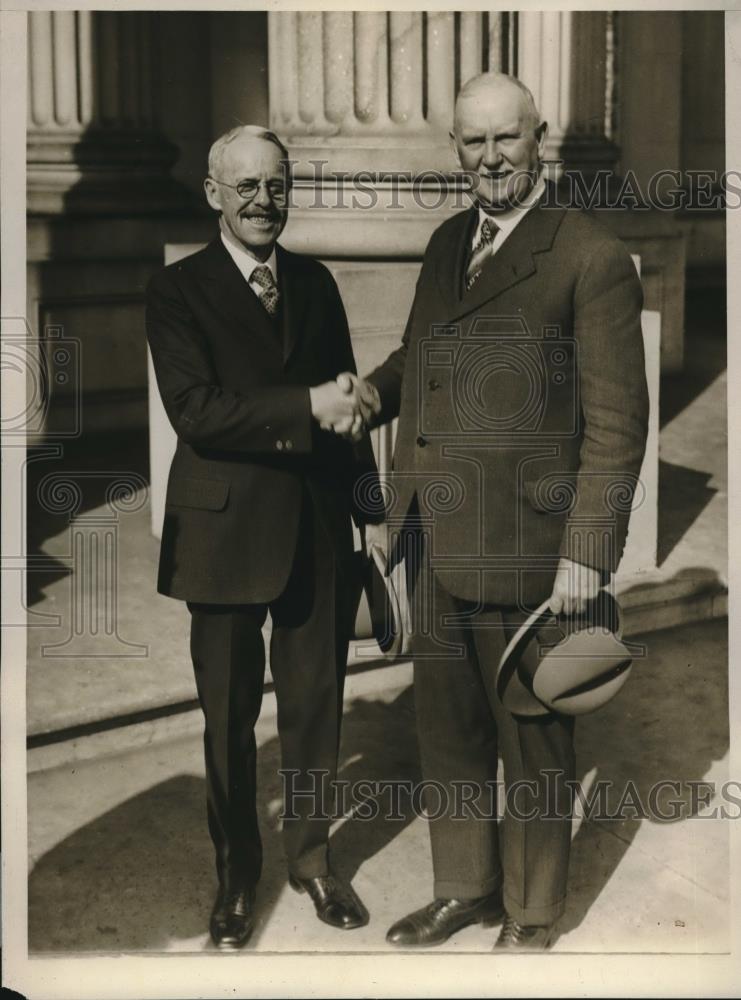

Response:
(535, 121), (549, 158)
(204, 177), (223, 213)
(449, 129), (463, 170)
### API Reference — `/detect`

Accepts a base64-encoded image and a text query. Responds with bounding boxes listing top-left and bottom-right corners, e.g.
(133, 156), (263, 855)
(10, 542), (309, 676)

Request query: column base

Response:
(598, 208), (687, 374)
(27, 129), (198, 215)
(27, 211), (215, 441)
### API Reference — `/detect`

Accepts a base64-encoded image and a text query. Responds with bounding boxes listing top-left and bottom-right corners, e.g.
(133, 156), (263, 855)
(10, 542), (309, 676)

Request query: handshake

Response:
(309, 372), (381, 442)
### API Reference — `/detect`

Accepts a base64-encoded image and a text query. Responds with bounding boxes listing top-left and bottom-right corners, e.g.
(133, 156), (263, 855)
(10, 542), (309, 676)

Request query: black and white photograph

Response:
(1, 3), (739, 997)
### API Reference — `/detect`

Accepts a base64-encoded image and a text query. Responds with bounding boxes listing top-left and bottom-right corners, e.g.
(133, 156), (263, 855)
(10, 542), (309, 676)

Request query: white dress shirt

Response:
(471, 173), (547, 255)
(220, 231), (278, 298)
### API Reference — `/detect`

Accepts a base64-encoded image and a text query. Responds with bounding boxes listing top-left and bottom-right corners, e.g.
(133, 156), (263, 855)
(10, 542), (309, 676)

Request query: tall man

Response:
(344, 73), (649, 950)
(146, 125), (372, 949)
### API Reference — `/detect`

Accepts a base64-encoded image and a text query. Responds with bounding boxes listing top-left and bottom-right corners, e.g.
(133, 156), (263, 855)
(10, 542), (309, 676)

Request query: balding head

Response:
(451, 72), (547, 211)
(208, 124), (289, 180)
(454, 72), (541, 132)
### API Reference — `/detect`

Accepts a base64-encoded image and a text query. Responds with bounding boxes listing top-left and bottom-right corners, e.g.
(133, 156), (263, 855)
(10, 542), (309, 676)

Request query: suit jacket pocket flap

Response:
(167, 477), (230, 511)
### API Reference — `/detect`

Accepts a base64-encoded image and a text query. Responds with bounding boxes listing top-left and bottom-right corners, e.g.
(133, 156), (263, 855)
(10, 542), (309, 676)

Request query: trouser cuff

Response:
(286, 844), (329, 880)
(433, 871), (503, 901)
(503, 891), (566, 927)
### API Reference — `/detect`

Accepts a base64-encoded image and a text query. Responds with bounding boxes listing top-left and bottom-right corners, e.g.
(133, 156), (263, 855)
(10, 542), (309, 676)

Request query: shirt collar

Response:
(474, 173), (547, 245)
(220, 230), (277, 285)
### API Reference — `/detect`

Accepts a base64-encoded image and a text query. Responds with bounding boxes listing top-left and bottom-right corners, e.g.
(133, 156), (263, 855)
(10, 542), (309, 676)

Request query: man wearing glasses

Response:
(146, 125), (373, 949)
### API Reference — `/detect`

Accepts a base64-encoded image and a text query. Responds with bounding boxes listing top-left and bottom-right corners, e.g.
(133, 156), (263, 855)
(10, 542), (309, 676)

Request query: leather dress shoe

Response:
(288, 872), (369, 929)
(493, 913), (556, 951)
(209, 885), (256, 949)
(386, 891), (505, 947)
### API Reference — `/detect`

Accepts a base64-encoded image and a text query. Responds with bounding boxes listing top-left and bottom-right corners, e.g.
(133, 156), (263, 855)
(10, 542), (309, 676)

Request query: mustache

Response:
(240, 210), (281, 220)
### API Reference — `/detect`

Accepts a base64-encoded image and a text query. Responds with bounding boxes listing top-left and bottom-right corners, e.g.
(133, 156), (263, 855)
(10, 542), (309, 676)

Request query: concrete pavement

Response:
(28, 615), (729, 955)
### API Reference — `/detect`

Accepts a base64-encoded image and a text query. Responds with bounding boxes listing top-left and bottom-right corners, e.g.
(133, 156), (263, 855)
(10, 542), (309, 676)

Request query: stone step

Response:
(28, 572), (727, 774)
(27, 658), (412, 775)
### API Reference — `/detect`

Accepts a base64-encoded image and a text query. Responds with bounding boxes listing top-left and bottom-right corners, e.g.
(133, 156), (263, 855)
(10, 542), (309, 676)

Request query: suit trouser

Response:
(188, 490), (353, 890)
(411, 566), (575, 926)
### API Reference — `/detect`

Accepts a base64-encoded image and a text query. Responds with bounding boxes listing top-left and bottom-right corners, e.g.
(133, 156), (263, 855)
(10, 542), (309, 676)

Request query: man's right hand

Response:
(309, 380), (360, 433)
(335, 372), (381, 441)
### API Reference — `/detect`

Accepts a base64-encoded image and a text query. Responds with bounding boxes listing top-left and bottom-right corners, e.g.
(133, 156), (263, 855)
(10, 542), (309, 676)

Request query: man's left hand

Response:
(548, 557), (601, 616)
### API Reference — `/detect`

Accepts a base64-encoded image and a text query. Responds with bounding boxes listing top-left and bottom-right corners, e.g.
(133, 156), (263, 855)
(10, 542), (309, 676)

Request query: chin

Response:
(243, 222), (277, 240)
(483, 180), (533, 211)
(247, 233), (276, 247)
(477, 189), (509, 211)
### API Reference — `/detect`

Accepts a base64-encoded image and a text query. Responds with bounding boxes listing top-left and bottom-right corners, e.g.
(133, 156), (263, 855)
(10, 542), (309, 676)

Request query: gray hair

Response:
(455, 72), (541, 130)
(207, 124), (289, 178)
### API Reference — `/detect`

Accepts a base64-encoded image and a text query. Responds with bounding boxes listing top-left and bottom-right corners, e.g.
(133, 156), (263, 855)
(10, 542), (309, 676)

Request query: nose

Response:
(253, 180), (272, 208)
(483, 138), (503, 169)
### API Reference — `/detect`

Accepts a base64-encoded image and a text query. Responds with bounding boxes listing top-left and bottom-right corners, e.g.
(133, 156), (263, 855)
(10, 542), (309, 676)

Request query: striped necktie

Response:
(252, 265), (279, 316)
(465, 218), (499, 290)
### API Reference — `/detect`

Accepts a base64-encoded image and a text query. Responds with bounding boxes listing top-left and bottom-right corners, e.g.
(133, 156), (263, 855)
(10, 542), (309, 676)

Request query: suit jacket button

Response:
(284, 439), (293, 451)
(276, 440), (284, 451)
(416, 435), (427, 448)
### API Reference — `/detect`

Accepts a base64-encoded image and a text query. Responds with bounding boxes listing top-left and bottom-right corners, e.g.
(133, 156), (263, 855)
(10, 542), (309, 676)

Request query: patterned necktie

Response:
(251, 265), (279, 317)
(465, 218), (499, 290)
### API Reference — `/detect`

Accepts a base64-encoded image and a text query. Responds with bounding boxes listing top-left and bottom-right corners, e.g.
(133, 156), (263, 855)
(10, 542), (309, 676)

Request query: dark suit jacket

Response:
(146, 237), (375, 605)
(367, 193), (650, 606)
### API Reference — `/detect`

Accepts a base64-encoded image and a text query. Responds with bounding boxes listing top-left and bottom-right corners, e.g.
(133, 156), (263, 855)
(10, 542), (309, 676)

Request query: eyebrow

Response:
(460, 128), (523, 141)
(234, 175), (288, 185)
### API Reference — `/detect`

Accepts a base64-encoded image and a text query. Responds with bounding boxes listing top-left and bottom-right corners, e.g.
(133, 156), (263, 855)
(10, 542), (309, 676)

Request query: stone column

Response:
(268, 10), (625, 261)
(269, 11), (617, 179)
(27, 10), (184, 213)
(268, 11), (517, 263)
(269, 11), (516, 175)
(517, 11), (618, 176)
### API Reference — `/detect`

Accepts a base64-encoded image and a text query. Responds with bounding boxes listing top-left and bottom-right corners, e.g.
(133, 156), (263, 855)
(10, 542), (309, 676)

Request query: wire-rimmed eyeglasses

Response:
(209, 177), (289, 204)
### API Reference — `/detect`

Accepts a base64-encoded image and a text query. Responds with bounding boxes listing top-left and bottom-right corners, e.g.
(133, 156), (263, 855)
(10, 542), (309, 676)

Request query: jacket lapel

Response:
(441, 197), (567, 324)
(277, 245), (309, 367)
(434, 207), (478, 309)
(196, 238), (283, 361)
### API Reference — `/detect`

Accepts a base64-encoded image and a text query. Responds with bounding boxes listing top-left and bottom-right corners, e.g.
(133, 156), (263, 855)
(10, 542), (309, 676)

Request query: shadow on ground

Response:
(659, 287), (726, 430)
(26, 430), (150, 607)
(29, 686), (420, 952)
(29, 772), (211, 951)
(657, 460), (717, 565)
(29, 619), (728, 952)
(562, 616), (728, 937)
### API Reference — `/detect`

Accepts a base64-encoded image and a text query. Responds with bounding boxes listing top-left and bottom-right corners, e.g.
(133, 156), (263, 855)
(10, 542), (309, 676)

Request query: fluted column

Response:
(27, 11), (184, 214)
(518, 11), (618, 176)
(269, 11), (516, 174)
(269, 11), (616, 176)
